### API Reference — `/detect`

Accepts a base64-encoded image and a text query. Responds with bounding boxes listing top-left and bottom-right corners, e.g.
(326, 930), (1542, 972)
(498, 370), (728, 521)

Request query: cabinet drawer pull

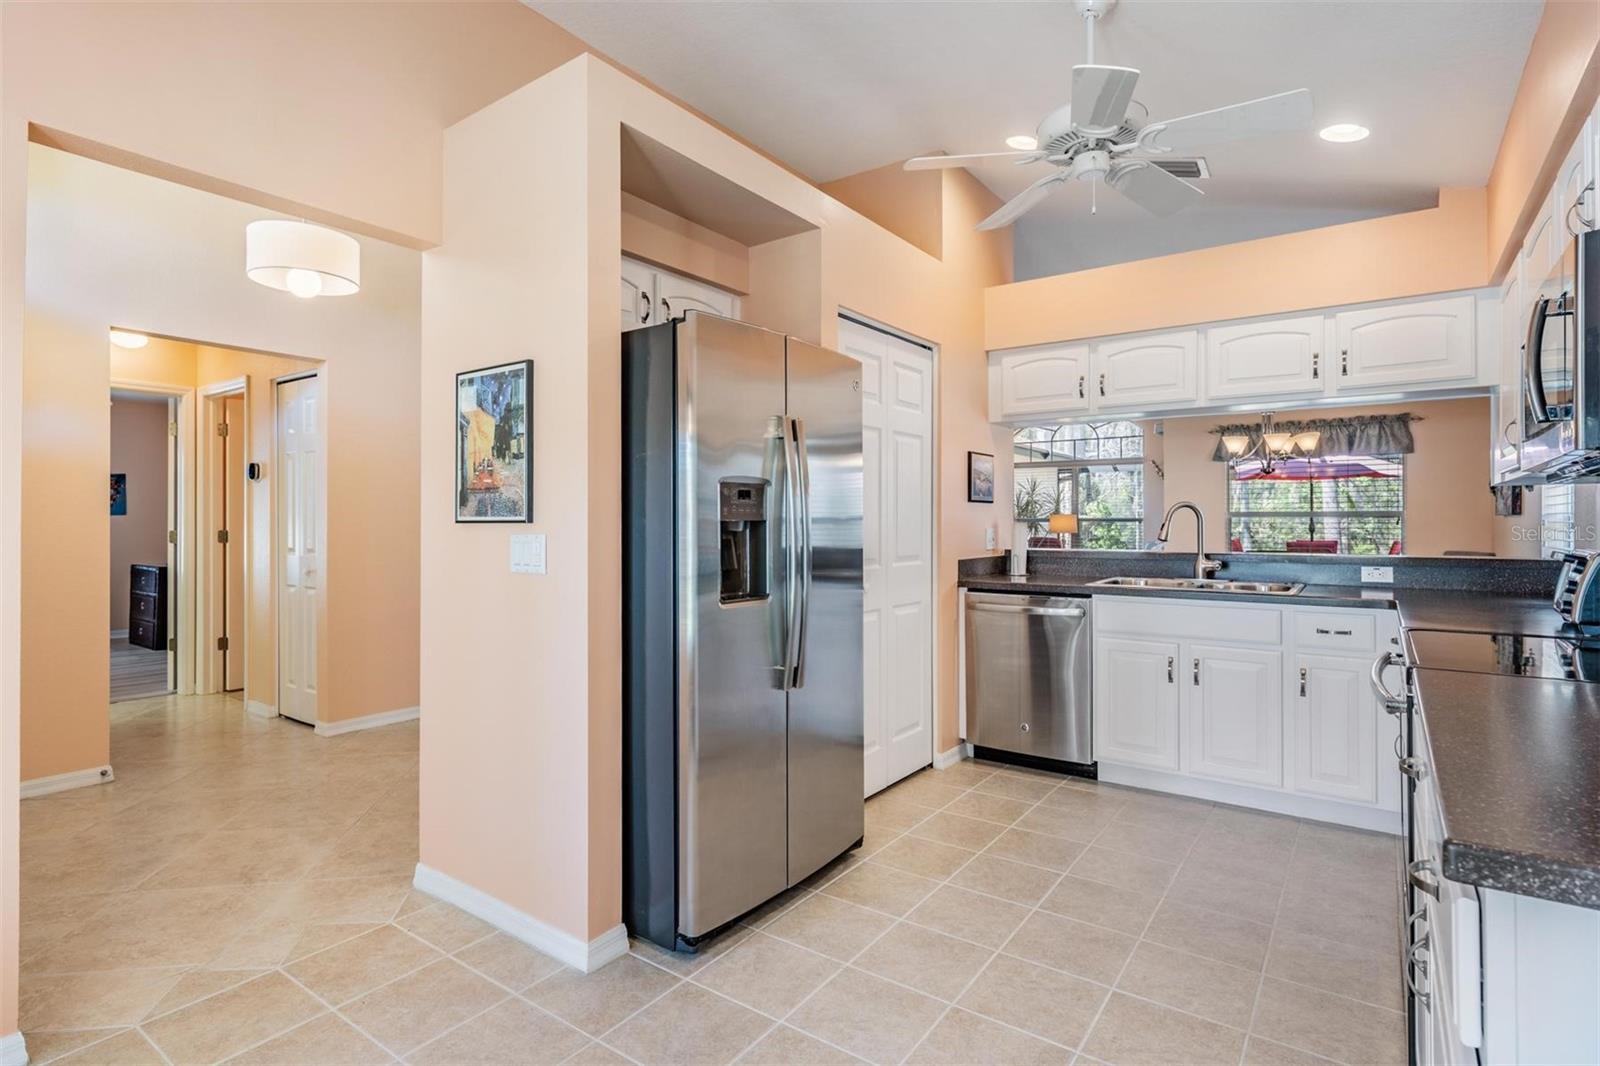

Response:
(1314, 626), (1354, 636)
(661, 297), (672, 319)
(639, 290), (651, 322)
(1167, 656), (1174, 684)
(1298, 667), (1307, 697)
(1192, 658), (1200, 686)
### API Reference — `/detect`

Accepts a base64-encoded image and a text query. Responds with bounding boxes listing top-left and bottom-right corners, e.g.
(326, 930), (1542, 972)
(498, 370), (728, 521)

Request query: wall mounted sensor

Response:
(247, 462), (263, 481)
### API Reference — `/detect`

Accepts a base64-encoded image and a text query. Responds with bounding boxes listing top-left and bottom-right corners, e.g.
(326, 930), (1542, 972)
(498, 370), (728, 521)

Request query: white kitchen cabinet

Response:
(1492, 266), (1524, 484)
(1184, 644), (1283, 788)
(1203, 315), (1327, 401)
(1558, 115), (1595, 237)
(1091, 330), (1199, 411)
(1523, 188), (1560, 287)
(992, 343), (1091, 420)
(1093, 636), (1181, 770)
(1332, 294), (1476, 390)
(1290, 653), (1378, 804)
(620, 256), (739, 332)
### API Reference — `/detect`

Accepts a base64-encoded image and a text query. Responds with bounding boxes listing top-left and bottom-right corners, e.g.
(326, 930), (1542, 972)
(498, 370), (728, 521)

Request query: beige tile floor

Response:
(20, 693), (1406, 1065)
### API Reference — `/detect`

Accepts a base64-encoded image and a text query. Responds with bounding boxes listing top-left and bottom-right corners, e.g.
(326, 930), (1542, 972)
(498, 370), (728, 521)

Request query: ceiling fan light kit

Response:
(905, 0), (1315, 231)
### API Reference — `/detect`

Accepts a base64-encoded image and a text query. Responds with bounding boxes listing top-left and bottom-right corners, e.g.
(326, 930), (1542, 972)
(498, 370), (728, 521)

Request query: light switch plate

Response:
(510, 533), (546, 574)
(985, 526), (997, 550)
(1361, 565), (1394, 584)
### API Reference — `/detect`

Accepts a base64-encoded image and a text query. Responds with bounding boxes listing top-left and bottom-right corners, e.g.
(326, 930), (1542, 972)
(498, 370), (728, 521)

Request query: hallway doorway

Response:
(109, 386), (181, 702)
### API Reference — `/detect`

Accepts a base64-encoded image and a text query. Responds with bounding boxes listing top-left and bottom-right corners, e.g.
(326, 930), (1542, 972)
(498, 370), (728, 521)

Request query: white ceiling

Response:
(534, 0), (1540, 279)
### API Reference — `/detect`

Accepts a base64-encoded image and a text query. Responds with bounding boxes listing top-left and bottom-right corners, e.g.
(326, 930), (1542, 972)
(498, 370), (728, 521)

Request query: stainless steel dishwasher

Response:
(964, 591), (1092, 772)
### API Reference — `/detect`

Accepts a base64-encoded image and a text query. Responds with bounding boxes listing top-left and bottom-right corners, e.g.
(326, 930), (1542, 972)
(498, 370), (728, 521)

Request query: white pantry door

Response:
(277, 375), (322, 725)
(837, 316), (935, 796)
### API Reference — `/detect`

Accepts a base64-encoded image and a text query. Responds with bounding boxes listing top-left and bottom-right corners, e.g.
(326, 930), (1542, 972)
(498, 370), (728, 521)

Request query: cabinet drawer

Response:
(1293, 610), (1376, 653)
(1094, 595), (1282, 645)
(129, 592), (160, 624)
(131, 566), (163, 595)
(129, 618), (161, 650)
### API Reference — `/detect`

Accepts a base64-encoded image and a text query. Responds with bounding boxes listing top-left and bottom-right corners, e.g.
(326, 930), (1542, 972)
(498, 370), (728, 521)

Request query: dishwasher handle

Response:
(969, 602), (1085, 619)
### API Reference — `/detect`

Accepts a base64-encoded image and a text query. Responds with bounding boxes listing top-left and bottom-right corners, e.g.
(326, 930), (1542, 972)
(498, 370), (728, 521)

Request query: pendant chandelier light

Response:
(1221, 412), (1320, 474)
(245, 219), (360, 299)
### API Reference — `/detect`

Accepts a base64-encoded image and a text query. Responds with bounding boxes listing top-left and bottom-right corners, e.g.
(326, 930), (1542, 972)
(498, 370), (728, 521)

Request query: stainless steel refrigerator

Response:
(623, 311), (864, 952)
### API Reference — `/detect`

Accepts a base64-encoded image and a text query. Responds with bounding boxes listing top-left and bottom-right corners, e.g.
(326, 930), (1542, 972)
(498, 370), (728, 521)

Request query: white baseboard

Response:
(413, 863), (628, 973)
(21, 764), (114, 799)
(1097, 762), (1403, 835)
(0, 1031), (27, 1066)
(933, 743), (967, 770)
(314, 705), (419, 737)
(109, 627), (128, 639)
(245, 699), (278, 719)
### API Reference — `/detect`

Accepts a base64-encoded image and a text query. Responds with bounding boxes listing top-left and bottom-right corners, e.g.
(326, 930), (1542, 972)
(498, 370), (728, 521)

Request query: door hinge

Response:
(217, 421), (230, 438)
(217, 636), (229, 652)
(168, 421), (178, 437)
(167, 637), (176, 651)
(167, 529), (177, 545)
(217, 529), (230, 544)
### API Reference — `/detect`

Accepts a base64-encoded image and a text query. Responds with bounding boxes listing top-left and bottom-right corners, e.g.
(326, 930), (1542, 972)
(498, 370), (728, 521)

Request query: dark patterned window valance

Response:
(1210, 413), (1420, 462)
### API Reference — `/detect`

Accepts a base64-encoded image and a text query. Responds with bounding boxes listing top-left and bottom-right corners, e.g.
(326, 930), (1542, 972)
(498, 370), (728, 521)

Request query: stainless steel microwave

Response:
(1522, 229), (1600, 481)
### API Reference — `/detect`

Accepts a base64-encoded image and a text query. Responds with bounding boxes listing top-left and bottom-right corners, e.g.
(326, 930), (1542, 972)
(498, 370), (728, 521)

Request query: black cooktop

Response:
(1406, 628), (1600, 682)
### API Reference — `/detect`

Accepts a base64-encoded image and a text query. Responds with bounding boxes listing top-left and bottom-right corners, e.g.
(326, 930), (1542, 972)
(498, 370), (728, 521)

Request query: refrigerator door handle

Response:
(780, 417), (802, 690)
(791, 417), (813, 689)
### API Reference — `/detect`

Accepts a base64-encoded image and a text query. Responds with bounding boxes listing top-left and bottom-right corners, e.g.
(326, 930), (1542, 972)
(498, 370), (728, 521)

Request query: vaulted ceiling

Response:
(534, 0), (1540, 279)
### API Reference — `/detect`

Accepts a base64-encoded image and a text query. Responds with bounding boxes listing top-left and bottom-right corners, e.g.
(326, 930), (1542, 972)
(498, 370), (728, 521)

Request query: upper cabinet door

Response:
(655, 270), (739, 323)
(1203, 315), (1328, 401)
(1558, 115), (1595, 237)
(1523, 189), (1560, 285)
(1091, 330), (1199, 411)
(1332, 295), (1475, 390)
(994, 344), (1091, 419)
(621, 257), (656, 332)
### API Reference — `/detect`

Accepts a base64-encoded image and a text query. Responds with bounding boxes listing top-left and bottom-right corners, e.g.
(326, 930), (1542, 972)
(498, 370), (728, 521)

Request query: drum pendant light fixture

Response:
(245, 219), (360, 298)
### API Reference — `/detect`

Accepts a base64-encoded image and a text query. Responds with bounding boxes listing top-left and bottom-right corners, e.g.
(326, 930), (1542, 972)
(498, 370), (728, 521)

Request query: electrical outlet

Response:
(984, 526), (997, 550)
(1361, 565), (1394, 584)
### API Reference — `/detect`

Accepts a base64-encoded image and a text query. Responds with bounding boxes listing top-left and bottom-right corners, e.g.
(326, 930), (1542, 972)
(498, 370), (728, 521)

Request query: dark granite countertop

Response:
(1412, 669), (1600, 909)
(959, 572), (1403, 610)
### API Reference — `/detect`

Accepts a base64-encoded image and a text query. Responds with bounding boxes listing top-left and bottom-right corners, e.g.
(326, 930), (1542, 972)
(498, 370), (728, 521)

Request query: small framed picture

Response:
(967, 451), (995, 504)
(110, 473), (128, 516)
(456, 360), (533, 522)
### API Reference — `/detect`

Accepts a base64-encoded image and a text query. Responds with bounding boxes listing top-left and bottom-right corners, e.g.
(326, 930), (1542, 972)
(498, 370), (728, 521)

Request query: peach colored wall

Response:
(108, 398), (170, 631)
(822, 162), (944, 260)
(621, 192), (749, 294)
(1160, 397), (1498, 556)
(1485, 0), (1600, 280)
(22, 145), (420, 790)
(985, 187), (1489, 351)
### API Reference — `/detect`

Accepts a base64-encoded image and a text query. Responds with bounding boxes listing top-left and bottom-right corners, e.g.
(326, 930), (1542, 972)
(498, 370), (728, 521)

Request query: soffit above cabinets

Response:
(620, 127), (815, 247)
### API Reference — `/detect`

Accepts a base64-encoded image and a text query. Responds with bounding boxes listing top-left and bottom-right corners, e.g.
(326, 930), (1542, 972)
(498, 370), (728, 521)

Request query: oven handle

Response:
(1370, 651), (1407, 714)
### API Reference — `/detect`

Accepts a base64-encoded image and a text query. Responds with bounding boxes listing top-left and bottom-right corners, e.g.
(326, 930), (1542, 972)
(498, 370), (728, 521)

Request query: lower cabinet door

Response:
(1292, 654), (1379, 804)
(1094, 637), (1181, 770)
(1184, 644), (1283, 787)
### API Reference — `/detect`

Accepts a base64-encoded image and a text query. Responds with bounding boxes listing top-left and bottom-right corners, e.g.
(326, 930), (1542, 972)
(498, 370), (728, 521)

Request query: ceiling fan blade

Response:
(1107, 160), (1203, 217)
(1139, 88), (1314, 152)
(977, 172), (1067, 231)
(903, 151), (1040, 171)
(1071, 64), (1140, 135)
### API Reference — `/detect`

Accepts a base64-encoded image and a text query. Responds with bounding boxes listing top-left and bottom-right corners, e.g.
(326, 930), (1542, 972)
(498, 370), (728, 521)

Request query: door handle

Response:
(1098, 373), (1107, 397)
(660, 296), (672, 320)
(1298, 667), (1307, 697)
(638, 290), (651, 322)
(1340, 349), (1349, 376)
(1077, 375), (1085, 399)
(780, 418), (801, 690)
(970, 603), (1085, 618)
(790, 417), (813, 689)
(1312, 352), (1319, 379)
(1166, 656), (1174, 684)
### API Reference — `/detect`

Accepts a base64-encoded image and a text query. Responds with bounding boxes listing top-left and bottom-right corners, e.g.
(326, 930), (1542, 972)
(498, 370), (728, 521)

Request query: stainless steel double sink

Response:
(1088, 576), (1304, 596)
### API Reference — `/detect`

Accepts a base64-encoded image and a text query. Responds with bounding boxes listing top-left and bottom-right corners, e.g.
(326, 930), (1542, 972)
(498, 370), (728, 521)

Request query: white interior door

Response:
(837, 316), (934, 796)
(223, 394), (246, 691)
(166, 397), (179, 691)
(277, 375), (321, 724)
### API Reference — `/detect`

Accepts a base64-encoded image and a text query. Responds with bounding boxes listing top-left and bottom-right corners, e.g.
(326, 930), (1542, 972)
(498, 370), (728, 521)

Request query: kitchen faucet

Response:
(1158, 501), (1222, 580)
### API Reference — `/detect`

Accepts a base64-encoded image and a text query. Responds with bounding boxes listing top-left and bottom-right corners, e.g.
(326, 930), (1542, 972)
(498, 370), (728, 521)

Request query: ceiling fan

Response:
(903, 0), (1314, 230)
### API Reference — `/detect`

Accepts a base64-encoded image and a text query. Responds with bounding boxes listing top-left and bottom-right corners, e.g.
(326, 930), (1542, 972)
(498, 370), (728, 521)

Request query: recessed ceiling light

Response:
(1006, 134), (1039, 151)
(109, 329), (149, 349)
(1319, 123), (1370, 143)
